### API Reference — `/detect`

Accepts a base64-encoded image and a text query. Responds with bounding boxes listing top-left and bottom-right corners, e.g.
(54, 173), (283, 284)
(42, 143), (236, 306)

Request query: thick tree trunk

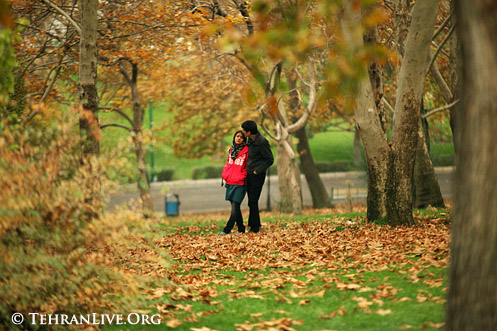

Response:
(295, 127), (333, 209)
(449, 1), (461, 156)
(392, 0), (413, 64)
(277, 133), (303, 214)
(413, 117), (445, 208)
(133, 134), (154, 215)
(413, 101), (444, 208)
(79, 0), (99, 155)
(341, 0), (390, 222)
(446, 1), (497, 329)
(364, 25), (386, 133)
(353, 126), (363, 168)
(386, 0), (439, 226)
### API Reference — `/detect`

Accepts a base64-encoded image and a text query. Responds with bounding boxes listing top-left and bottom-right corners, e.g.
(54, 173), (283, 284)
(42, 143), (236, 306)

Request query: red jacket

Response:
(222, 145), (248, 185)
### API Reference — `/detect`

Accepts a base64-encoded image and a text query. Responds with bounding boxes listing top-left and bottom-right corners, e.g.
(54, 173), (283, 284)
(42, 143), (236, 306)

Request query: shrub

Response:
(431, 154), (455, 167)
(0, 107), (166, 330)
(305, 161), (354, 173)
(153, 168), (175, 181)
(192, 165), (224, 179)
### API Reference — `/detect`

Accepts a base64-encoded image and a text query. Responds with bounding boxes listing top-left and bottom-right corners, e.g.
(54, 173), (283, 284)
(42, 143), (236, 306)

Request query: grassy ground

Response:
(99, 105), (454, 181)
(103, 206), (450, 331)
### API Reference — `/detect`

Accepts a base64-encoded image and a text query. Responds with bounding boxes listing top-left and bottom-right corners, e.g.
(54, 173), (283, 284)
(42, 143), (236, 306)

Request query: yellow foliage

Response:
(0, 107), (171, 329)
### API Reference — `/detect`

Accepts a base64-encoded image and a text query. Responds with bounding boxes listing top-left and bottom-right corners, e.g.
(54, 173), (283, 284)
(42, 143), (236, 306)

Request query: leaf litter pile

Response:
(141, 209), (449, 330)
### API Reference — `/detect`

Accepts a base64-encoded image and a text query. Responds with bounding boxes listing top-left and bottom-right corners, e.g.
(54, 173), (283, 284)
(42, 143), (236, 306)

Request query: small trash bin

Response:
(165, 193), (180, 216)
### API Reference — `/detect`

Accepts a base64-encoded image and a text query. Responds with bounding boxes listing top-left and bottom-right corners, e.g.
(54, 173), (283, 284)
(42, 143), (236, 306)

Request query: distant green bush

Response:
(431, 154), (455, 167)
(153, 168), (175, 181)
(192, 166), (224, 179)
(297, 161), (354, 173)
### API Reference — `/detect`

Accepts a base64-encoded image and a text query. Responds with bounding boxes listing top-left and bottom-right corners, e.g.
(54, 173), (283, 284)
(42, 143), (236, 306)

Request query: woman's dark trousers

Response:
(223, 201), (245, 233)
(246, 172), (266, 232)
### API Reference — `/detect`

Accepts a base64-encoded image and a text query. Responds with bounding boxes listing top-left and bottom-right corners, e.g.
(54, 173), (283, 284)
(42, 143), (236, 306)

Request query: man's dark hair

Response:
(242, 120), (258, 134)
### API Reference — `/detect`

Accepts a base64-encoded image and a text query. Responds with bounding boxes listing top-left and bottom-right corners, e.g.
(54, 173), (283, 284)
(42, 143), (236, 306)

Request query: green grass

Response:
(102, 209), (449, 331)
(100, 104), (454, 181)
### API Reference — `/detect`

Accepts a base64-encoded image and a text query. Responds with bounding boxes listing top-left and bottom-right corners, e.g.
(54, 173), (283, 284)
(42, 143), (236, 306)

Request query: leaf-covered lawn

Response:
(105, 208), (450, 331)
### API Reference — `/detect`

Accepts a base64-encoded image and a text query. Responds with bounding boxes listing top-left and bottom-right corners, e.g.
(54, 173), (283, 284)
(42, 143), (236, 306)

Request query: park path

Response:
(107, 167), (454, 214)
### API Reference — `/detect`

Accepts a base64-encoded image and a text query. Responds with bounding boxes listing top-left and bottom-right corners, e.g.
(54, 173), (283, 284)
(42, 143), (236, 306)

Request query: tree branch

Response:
(39, 53), (65, 104)
(42, 0), (81, 35)
(426, 23), (456, 74)
(99, 107), (134, 127)
(382, 97), (395, 114)
(422, 99), (459, 118)
(100, 123), (133, 131)
(288, 61), (317, 133)
(432, 12), (452, 40)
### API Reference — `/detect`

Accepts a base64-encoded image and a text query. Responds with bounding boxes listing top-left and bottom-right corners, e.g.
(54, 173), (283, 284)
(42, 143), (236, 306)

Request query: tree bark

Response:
(341, 0), (390, 222)
(295, 126), (333, 209)
(118, 59), (154, 216)
(413, 99), (445, 208)
(386, 0), (439, 226)
(79, 0), (99, 155)
(286, 69), (332, 209)
(413, 117), (445, 208)
(449, 1), (461, 156)
(353, 126), (363, 168)
(276, 129), (303, 214)
(446, 0), (497, 329)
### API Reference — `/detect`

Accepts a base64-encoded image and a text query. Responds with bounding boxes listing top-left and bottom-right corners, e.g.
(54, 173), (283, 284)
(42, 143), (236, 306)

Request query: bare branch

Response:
(430, 57), (453, 102)
(426, 23), (456, 74)
(42, 0), (81, 34)
(432, 12), (452, 40)
(422, 99), (459, 118)
(100, 123), (133, 131)
(382, 97), (395, 114)
(288, 61), (317, 133)
(39, 53), (65, 104)
(99, 107), (134, 127)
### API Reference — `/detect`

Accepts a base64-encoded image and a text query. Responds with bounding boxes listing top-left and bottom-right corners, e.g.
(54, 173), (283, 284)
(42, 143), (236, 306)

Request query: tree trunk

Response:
(79, 0), (99, 155)
(295, 126), (333, 209)
(446, 1), (497, 329)
(386, 0), (439, 226)
(341, 0), (390, 222)
(449, 1), (461, 156)
(353, 126), (363, 168)
(133, 134), (154, 215)
(276, 132), (303, 214)
(118, 59), (154, 216)
(285, 69), (331, 210)
(392, 0), (413, 64)
(413, 117), (445, 208)
(364, 25), (386, 133)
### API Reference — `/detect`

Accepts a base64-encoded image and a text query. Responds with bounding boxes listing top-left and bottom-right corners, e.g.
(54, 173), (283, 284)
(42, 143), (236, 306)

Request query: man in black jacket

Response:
(241, 120), (274, 233)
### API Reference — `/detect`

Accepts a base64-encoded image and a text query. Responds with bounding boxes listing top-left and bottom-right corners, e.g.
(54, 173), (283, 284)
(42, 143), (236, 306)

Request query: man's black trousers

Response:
(246, 172), (266, 232)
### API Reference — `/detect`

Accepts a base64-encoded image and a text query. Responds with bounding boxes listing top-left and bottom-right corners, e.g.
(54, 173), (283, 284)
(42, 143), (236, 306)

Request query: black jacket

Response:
(247, 132), (274, 174)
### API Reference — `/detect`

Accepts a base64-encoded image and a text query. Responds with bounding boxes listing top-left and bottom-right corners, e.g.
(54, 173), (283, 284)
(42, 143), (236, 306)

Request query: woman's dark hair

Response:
(233, 130), (246, 145)
(241, 120), (258, 134)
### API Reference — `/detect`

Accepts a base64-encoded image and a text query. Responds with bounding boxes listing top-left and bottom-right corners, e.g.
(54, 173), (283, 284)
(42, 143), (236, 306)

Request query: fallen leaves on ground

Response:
(125, 209), (450, 328)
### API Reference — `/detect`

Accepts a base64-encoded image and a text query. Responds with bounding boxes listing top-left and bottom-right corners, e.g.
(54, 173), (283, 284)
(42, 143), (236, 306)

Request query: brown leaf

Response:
(166, 318), (182, 328)
(376, 309), (392, 316)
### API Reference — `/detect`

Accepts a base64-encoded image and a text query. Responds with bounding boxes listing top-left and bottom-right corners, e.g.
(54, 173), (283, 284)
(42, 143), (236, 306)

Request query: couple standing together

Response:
(220, 120), (274, 235)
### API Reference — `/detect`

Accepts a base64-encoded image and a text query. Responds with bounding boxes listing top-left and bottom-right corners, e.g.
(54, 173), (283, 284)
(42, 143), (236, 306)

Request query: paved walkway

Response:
(107, 167), (454, 214)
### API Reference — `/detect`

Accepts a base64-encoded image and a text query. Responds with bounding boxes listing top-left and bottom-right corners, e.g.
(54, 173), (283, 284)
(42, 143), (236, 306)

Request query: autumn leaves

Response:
(150, 212), (449, 329)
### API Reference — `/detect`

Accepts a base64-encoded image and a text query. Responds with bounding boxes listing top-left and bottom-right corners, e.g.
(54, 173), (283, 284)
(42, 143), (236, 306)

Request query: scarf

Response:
(230, 143), (246, 160)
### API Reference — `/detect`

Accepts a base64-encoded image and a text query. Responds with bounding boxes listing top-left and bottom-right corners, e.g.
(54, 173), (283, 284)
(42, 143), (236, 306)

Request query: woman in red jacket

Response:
(219, 130), (248, 235)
